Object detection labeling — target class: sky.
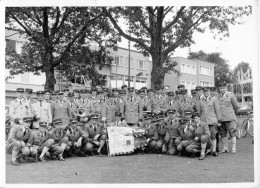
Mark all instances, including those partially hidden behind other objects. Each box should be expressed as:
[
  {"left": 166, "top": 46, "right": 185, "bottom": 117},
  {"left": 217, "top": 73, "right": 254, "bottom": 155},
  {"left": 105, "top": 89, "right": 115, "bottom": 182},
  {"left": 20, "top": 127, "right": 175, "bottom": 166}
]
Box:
[{"left": 118, "top": 7, "right": 258, "bottom": 70}]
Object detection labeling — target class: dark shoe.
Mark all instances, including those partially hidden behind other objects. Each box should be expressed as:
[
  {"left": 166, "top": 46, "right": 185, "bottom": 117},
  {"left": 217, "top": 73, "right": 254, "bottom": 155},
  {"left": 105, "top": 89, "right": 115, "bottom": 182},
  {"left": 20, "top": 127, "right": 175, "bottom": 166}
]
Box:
[
  {"left": 212, "top": 151, "right": 218, "bottom": 157},
  {"left": 39, "top": 157, "right": 46, "bottom": 163},
  {"left": 58, "top": 155, "right": 65, "bottom": 161},
  {"left": 222, "top": 149, "right": 229, "bottom": 153},
  {"left": 11, "top": 159, "right": 20, "bottom": 166},
  {"left": 198, "top": 154, "right": 205, "bottom": 160},
  {"left": 189, "top": 153, "right": 196, "bottom": 158}
]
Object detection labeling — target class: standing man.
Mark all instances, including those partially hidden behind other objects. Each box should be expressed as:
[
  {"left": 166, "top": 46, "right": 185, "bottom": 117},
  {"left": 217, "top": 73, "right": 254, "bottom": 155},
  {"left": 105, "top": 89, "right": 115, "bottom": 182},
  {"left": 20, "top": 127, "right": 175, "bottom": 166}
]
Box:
[
  {"left": 197, "top": 87, "right": 221, "bottom": 156},
  {"left": 121, "top": 87, "right": 143, "bottom": 126},
  {"left": 43, "top": 90, "right": 51, "bottom": 104},
  {"left": 218, "top": 82, "right": 239, "bottom": 154},
  {"left": 9, "top": 88, "right": 32, "bottom": 127},
  {"left": 51, "top": 91, "right": 72, "bottom": 129},
  {"left": 24, "top": 88, "right": 35, "bottom": 104},
  {"left": 101, "top": 93, "right": 117, "bottom": 124},
  {"left": 73, "top": 89, "right": 81, "bottom": 102},
  {"left": 195, "top": 86, "right": 204, "bottom": 100}
]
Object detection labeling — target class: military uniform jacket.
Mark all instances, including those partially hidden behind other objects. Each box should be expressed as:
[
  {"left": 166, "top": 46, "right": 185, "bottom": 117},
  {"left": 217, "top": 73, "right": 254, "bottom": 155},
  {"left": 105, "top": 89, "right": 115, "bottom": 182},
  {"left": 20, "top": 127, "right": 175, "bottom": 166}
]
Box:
[
  {"left": 151, "top": 95, "right": 167, "bottom": 112},
  {"left": 49, "top": 127, "right": 67, "bottom": 143},
  {"left": 165, "top": 117, "right": 181, "bottom": 138},
  {"left": 194, "top": 121, "right": 211, "bottom": 141},
  {"left": 83, "top": 123, "right": 105, "bottom": 139},
  {"left": 113, "top": 97, "right": 122, "bottom": 113},
  {"left": 190, "top": 96, "right": 200, "bottom": 112},
  {"left": 90, "top": 98, "right": 104, "bottom": 116},
  {"left": 144, "top": 96, "right": 152, "bottom": 111},
  {"left": 138, "top": 97, "right": 151, "bottom": 111},
  {"left": 218, "top": 92, "right": 239, "bottom": 122},
  {"left": 27, "top": 128, "right": 51, "bottom": 146},
  {"left": 31, "top": 101, "right": 52, "bottom": 126},
  {"left": 9, "top": 98, "right": 32, "bottom": 125},
  {"left": 51, "top": 100, "right": 72, "bottom": 127},
  {"left": 66, "top": 125, "right": 89, "bottom": 143},
  {"left": 157, "top": 123, "right": 167, "bottom": 139},
  {"left": 68, "top": 100, "right": 77, "bottom": 118},
  {"left": 197, "top": 96, "right": 221, "bottom": 125},
  {"left": 146, "top": 123, "right": 158, "bottom": 141},
  {"left": 179, "top": 120, "right": 195, "bottom": 141},
  {"left": 178, "top": 98, "right": 194, "bottom": 116},
  {"left": 165, "top": 98, "right": 180, "bottom": 113},
  {"left": 121, "top": 96, "right": 143, "bottom": 124},
  {"left": 74, "top": 98, "right": 94, "bottom": 117},
  {"left": 6, "top": 126, "right": 32, "bottom": 144},
  {"left": 101, "top": 101, "right": 116, "bottom": 123}
]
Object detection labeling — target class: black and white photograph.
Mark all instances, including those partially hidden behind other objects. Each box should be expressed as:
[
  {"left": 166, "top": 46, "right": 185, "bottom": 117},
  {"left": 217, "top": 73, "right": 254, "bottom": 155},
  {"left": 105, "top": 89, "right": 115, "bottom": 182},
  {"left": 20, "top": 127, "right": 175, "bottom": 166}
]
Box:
[{"left": 1, "top": 1, "right": 259, "bottom": 187}]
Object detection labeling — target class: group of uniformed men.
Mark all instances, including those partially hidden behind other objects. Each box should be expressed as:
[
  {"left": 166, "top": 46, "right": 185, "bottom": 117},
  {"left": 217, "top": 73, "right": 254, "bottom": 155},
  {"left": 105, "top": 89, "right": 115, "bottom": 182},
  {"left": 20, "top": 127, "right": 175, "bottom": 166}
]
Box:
[{"left": 6, "top": 82, "right": 239, "bottom": 166}]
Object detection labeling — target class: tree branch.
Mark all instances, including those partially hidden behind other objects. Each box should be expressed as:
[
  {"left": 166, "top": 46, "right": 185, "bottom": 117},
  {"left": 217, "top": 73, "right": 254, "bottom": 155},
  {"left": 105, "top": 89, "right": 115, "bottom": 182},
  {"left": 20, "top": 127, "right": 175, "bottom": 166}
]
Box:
[
  {"left": 162, "top": 6, "right": 186, "bottom": 33},
  {"left": 32, "top": 9, "right": 43, "bottom": 26},
  {"left": 163, "top": 6, "right": 174, "bottom": 17},
  {"left": 50, "top": 7, "right": 60, "bottom": 36},
  {"left": 53, "top": 13, "right": 104, "bottom": 67},
  {"left": 133, "top": 7, "right": 152, "bottom": 35},
  {"left": 103, "top": 8, "right": 151, "bottom": 53}
]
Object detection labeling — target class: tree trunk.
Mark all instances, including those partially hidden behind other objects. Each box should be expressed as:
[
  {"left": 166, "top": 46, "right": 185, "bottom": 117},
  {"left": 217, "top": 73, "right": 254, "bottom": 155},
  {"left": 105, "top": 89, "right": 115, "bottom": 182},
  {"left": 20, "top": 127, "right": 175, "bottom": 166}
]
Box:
[
  {"left": 44, "top": 66, "right": 56, "bottom": 90},
  {"left": 150, "top": 54, "right": 165, "bottom": 89},
  {"left": 43, "top": 51, "right": 56, "bottom": 90}
]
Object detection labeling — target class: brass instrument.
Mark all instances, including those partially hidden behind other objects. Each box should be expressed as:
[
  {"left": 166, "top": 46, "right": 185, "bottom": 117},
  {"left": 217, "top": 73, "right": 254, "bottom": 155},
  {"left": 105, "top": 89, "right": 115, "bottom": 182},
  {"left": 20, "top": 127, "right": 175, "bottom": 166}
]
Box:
[{"left": 75, "top": 108, "right": 85, "bottom": 117}]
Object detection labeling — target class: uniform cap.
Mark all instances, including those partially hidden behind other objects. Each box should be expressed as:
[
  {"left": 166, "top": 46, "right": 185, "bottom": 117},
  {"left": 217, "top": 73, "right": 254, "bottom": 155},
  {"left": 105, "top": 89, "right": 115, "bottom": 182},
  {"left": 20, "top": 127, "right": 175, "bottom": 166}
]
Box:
[
  {"left": 203, "top": 87, "right": 210, "bottom": 92},
  {"left": 219, "top": 82, "right": 227, "bottom": 87},
  {"left": 143, "top": 111, "right": 152, "bottom": 115},
  {"left": 147, "top": 89, "right": 154, "bottom": 93},
  {"left": 195, "top": 86, "right": 203, "bottom": 91},
  {"left": 53, "top": 119, "right": 62, "bottom": 125},
  {"left": 80, "top": 89, "right": 88, "bottom": 94},
  {"left": 91, "top": 88, "right": 97, "bottom": 92},
  {"left": 191, "top": 89, "right": 196, "bottom": 94},
  {"left": 192, "top": 112, "right": 200, "bottom": 118},
  {"left": 157, "top": 115, "right": 164, "bottom": 120},
  {"left": 121, "top": 85, "right": 127, "bottom": 89},
  {"left": 39, "top": 122, "right": 48, "bottom": 127},
  {"left": 68, "top": 92, "right": 74, "bottom": 97},
  {"left": 138, "top": 89, "right": 145, "bottom": 94},
  {"left": 97, "top": 90, "right": 104, "bottom": 95},
  {"left": 175, "top": 90, "right": 181, "bottom": 95},
  {"left": 177, "top": 84, "right": 185, "bottom": 89},
  {"left": 167, "top": 91, "right": 175, "bottom": 96},
  {"left": 63, "top": 88, "right": 69, "bottom": 92},
  {"left": 184, "top": 110, "right": 192, "bottom": 116},
  {"left": 107, "top": 93, "right": 114, "bottom": 98},
  {"left": 44, "top": 90, "right": 50, "bottom": 94},
  {"left": 91, "top": 114, "right": 99, "bottom": 119},
  {"left": 73, "top": 89, "right": 80, "bottom": 93},
  {"left": 112, "top": 88, "right": 119, "bottom": 92},
  {"left": 70, "top": 118, "right": 77, "bottom": 124},
  {"left": 128, "top": 87, "right": 135, "bottom": 92},
  {"left": 55, "top": 90, "right": 60, "bottom": 94},
  {"left": 16, "top": 88, "right": 24, "bottom": 92},
  {"left": 115, "top": 112, "right": 122, "bottom": 117},
  {"left": 151, "top": 117, "right": 158, "bottom": 122},
  {"left": 144, "top": 114, "right": 152, "bottom": 119},
  {"left": 155, "top": 85, "right": 161, "bottom": 90},
  {"left": 167, "top": 109, "right": 176, "bottom": 113},
  {"left": 25, "top": 88, "right": 33, "bottom": 93},
  {"left": 36, "top": 90, "right": 45, "bottom": 95},
  {"left": 141, "top": 86, "right": 147, "bottom": 90},
  {"left": 209, "top": 87, "right": 216, "bottom": 91},
  {"left": 102, "top": 88, "right": 109, "bottom": 92},
  {"left": 58, "top": 90, "right": 64, "bottom": 95},
  {"left": 23, "top": 117, "right": 32, "bottom": 122},
  {"left": 119, "top": 90, "right": 127, "bottom": 94},
  {"left": 50, "top": 91, "right": 56, "bottom": 96},
  {"left": 181, "top": 89, "right": 188, "bottom": 95}
]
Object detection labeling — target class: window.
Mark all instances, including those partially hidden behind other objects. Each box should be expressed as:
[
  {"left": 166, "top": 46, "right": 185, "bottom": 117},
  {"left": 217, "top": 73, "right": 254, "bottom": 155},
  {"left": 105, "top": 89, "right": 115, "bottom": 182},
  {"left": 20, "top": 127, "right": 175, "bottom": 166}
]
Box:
[
  {"left": 200, "top": 81, "right": 212, "bottom": 87},
  {"left": 16, "top": 41, "right": 23, "bottom": 54},
  {"left": 136, "top": 77, "right": 147, "bottom": 83},
  {"left": 181, "top": 80, "right": 185, "bottom": 85},
  {"left": 125, "top": 76, "right": 134, "bottom": 82},
  {"left": 200, "top": 66, "right": 213, "bottom": 76},
  {"left": 114, "top": 56, "right": 123, "bottom": 66},
  {"left": 181, "top": 64, "right": 196, "bottom": 75},
  {"left": 138, "top": 60, "right": 145, "bottom": 69},
  {"left": 126, "top": 58, "right": 134, "bottom": 68}
]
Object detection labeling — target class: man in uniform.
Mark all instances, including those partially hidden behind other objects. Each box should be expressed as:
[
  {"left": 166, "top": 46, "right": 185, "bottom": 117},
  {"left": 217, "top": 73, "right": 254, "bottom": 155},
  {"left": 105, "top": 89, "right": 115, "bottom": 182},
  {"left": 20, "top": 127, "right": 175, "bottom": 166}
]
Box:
[
  {"left": 165, "top": 109, "right": 182, "bottom": 155},
  {"left": 64, "top": 119, "right": 89, "bottom": 157},
  {"left": 138, "top": 89, "right": 150, "bottom": 111},
  {"left": 175, "top": 90, "right": 182, "bottom": 101},
  {"left": 195, "top": 86, "right": 204, "bottom": 100},
  {"left": 73, "top": 89, "right": 81, "bottom": 102},
  {"left": 197, "top": 87, "right": 221, "bottom": 156},
  {"left": 178, "top": 89, "right": 194, "bottom": 117},
  {"left": 145, "top": 89, "right": 154, "bottom": 111},
  {"left": 152, "top": 86, "right": 167, "bottom": 116},
  {"left": 145, "top": 116, "right": 159, "bottom": 153},
  {"left": 165, "top": 91, "right": 180, "bottom": 114},
  {"left": 9, "top": 88, "right": 32, "bottom": 127},
  {"left": 63, "top": 88, "right": 70, "bottom": 101},
  {"left": 50, "top": 91, "right": 57, "bottom": 103},
  {"left": 121, "top": 87, "right": 143, "bottom": 126},
  {"left": 218, "top": 82, "right": 239, "bottom": 154},
  {"left": 156, "top": 114, "right": 168, "bottom": 153},
  {"left": 31, "top": 91, "right": 52, "bottom": 128},
  {"left": 43, "top": 90, "right": 51, "bottom": 103},
  {"left": 83, "top": 114, "right": 107, "bottom": 155},
  {"left": 121, "top": 84, "right": 128, "bottom": 92},
  {"left": 185, "top": 112, "right": 211, "bottom": 160},
  {"left": 6, "top": 118, "right": 32, "bottom": 166},
  {"left": 102, "top": 87, "right": 109, "bottom": 101},
  {"left": 101, "top": 93, "right": 117, "bottom": 124},
  {"left": 190, "top": 89, "right": 198, "bottom": 112},
  {"left": 24, "top": 88, "right": 36, "bottom": 104},
  {"left": 177, "top": 84, "right": 185, "bottom": 92},
  {"left": 112, "top": 88, "right": 121, "bottom": 116},
  {"left": 51, "top": 90, "right": 72, "bottom": 129}
]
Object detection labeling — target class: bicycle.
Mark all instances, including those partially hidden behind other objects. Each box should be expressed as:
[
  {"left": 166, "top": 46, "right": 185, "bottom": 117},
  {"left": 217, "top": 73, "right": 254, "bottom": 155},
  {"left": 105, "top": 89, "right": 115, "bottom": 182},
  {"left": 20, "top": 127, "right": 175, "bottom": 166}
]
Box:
[{"left": 240, "top": 110, "right": 254, "bottom": 143}]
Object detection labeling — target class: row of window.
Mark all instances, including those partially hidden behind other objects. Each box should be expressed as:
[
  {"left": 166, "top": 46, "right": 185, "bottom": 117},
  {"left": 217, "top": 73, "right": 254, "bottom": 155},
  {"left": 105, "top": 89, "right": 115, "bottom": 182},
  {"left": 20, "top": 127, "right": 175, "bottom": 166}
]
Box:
[
  {"left": 110, "top": 75, "right": 147, "bottom": 83},
  {"left": 181, "top": 63, "right": 213, "bottom": 76},
  {"left": 181, "top": 80, "right": 213, "bottom": 91},
  {"left": 113, "top": 56, "right": 146, "bottom": 70}
]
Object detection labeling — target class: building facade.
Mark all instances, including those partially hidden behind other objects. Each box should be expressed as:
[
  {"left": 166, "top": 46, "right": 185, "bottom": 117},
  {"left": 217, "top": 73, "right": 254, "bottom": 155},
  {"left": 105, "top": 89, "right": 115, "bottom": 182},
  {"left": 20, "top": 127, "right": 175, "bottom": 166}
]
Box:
[{"left": 164, "top": 57, "right": 215, "bottom": 94}]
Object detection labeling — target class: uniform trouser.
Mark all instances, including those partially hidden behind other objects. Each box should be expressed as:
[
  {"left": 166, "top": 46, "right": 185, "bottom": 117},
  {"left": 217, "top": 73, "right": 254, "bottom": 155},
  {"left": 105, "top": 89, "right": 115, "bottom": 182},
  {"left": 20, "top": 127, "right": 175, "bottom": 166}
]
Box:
[
  {"left": 67, "top": 138, "right": 88, "bottom": 154},
  {"left": 219, "top": 121, "right": 236, "bottom": 138},
  {"left": 29, "top": 139, "right": 54, "bottom": 156},
  {"left": 177, "top": 140, "right": 193, "bottom": 153},
  {"left": 146, "top": 138, "right": 157, "bottom": 151},
  {"left": 209, "top": 124, "right": 218, "bottom": 140},
  {"left": 168, "top": 137, "right": 182, "bottom": 155},
  {"left": 186, "top": 138, "right": 211, "bottom": 154},
  {"left": 84, "top": 135, "right": 106, "bottom": 152},
  {"left": 49, "top": 136, "right": 69, "bottom": 156},
  {"left": 6, "top": 141, "right": 30, "bottom": 157}
]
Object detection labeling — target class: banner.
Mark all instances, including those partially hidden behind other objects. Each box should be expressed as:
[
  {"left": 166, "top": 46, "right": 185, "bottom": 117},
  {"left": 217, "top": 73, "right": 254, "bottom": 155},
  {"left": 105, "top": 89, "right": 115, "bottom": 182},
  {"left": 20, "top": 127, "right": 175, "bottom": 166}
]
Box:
[{"left": 106, "top": 126, "right": 146, "bottom": 156}]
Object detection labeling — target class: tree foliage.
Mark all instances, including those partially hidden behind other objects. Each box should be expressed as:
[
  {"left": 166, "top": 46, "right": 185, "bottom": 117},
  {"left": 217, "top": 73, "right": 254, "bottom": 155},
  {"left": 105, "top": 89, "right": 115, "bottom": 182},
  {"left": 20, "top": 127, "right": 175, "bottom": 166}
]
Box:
[
  {"left": 188, "top": 50, "right": 235, "bottom": 87},
  {"left": 233, "top": 61, "right": 251, "bottom": 79},
  {"left": 5, "top": 7, "right": 119, "bottom": 90},
  {"left": 103, "top": 6, "right": 251, "bottom": 88}
]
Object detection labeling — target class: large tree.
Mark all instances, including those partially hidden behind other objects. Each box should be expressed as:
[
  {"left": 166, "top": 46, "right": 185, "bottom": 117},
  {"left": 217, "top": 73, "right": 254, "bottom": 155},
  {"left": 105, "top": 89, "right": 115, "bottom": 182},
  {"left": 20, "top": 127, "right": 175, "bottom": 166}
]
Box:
[
  {"left": 188, "top": 50, "right": 235, "bottom": 87},
  {"left": 5, "top": 7, "right": 119, "bottom": 90},
  {"left": 103, "top": 6, "right": 251, "bottom": 88},
  {"left": 233, "top": 62, "right": 251, "bottom": 81}
]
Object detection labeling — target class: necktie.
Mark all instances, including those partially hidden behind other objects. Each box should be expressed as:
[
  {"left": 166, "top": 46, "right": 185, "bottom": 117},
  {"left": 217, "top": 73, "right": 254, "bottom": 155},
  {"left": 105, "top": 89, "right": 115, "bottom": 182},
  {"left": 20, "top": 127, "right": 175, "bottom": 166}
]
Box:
[
  {"left": 221, "top": 93, "right": 224, "bottom": 98},
  {"left": 94, "top": 125, "right": 97, "bottom": 132},
  {"left": 40, "top": 101, "right": 42, "bottom": 107},
  {"left": 130, "top": 97, "right": 133, "bottom": 102},
  {"left": 20, "top": 99, "right": 22, "bottom": 105},
  {"left": 70, "top": 102, "right": 72, "bottom": 107}
]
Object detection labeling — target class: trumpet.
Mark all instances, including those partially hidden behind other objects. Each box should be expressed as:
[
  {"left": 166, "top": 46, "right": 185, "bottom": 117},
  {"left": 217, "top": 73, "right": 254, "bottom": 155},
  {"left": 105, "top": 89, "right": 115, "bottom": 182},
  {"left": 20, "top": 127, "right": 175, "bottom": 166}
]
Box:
[{"left": 75, "top": 108, "right": 85, "bottom": 117}]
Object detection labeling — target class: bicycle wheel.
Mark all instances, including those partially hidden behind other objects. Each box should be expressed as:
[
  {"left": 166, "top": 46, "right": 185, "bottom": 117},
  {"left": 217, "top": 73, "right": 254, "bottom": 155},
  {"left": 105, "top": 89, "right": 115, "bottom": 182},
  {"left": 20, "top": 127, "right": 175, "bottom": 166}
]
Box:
[
  {"left": 241, "top": 119, "right": 249, "bottom": 138},
  {"left": 247, "top": 120, "right": 254, "bottom": 137}
]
